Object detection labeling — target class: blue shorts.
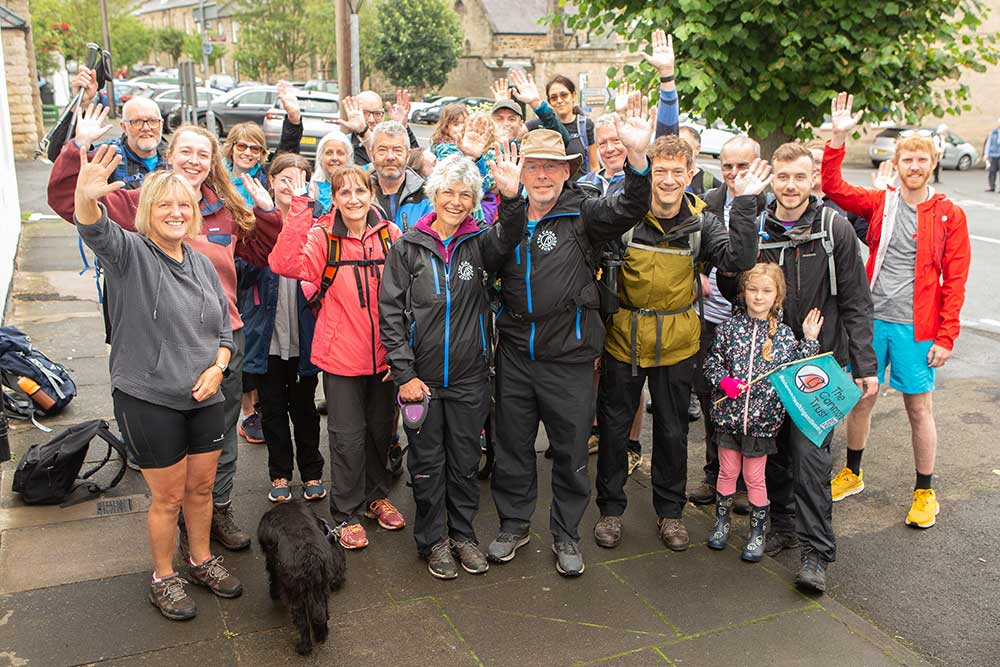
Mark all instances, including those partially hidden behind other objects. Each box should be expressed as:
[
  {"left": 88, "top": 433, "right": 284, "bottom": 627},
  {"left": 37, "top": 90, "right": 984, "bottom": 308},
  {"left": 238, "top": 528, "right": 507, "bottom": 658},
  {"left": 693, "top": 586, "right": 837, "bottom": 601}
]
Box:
[{"left": 872, "top": 320, "right": 935, "bottom": 394}]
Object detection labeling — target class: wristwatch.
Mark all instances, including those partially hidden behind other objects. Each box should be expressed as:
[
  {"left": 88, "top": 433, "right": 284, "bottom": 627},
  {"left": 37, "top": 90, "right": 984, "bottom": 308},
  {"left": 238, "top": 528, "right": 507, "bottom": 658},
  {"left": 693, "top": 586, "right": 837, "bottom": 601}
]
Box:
[{"left": 214, "top": 361, "right": 231, "bottom": 378}]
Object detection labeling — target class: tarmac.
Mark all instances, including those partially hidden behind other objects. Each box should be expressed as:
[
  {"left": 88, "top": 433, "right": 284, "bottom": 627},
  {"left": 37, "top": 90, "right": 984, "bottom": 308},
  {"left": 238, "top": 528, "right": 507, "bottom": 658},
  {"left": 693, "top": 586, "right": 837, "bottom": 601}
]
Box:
[{"left": 0, "top": 159, "right": 936, "bottom": 666}]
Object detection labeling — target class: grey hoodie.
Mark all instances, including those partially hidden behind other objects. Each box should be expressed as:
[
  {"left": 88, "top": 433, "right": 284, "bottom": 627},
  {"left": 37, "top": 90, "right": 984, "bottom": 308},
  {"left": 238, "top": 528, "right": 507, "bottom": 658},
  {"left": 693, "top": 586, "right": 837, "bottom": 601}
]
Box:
[{"left": 77, "top": 205, "right": 234, "bottom": 411}]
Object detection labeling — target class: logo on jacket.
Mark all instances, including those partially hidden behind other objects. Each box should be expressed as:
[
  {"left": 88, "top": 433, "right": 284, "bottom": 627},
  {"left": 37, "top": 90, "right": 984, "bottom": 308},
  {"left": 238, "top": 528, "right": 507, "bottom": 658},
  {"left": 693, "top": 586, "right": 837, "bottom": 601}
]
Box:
[
  {"left": 794, "top": 365, "right": 829, "bottom": 393},
  {"left": 457, "top": 260, "right": 475, "bottom": 281},
  {"left": 537, "top": 230, "right": 558, "bottom": 253}
]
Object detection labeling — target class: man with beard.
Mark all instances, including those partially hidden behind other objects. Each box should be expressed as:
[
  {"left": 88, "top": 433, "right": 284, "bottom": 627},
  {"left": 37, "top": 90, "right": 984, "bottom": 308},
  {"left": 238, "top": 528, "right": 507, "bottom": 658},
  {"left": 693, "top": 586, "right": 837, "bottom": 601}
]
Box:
[
  {"left": 822, "top": 92, "right": 971, "bottom": 530},
  {"left": 369, "top": 121, "right": 433, "bottom": 231}
]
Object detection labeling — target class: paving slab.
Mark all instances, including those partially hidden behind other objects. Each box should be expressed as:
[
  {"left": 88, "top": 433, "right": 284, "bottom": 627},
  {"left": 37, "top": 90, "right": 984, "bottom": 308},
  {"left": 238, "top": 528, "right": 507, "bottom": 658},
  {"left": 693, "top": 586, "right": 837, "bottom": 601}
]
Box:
[{"left": 88, "top": 638, "right": 239, "bottom": 667}]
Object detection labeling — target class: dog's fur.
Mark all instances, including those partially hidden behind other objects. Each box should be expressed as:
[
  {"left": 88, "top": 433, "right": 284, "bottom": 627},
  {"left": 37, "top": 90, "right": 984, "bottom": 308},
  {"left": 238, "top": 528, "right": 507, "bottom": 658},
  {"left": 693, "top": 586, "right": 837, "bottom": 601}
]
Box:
[{"left": 257, "top": 500, "right": 347, "bottom": 655}]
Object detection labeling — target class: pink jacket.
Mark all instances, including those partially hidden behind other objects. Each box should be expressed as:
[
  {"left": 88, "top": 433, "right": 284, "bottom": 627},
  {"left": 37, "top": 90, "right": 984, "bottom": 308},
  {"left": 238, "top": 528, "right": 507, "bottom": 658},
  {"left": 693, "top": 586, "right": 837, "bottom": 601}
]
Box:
[{"left": 269, "top": 195, "right": 401, "bottom": 376}]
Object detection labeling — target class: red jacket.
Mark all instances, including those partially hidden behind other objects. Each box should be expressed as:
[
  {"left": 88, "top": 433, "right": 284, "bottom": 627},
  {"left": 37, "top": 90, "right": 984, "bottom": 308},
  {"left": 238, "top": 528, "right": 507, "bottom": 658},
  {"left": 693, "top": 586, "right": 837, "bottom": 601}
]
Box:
[
  {"left": 821, "top": 143, "right": 971, "bottom": 350},
  {"left": 269, "top": 195, "right": 401, "bottom": 376},
  {"left": 47, "top": 142, "right": 282, "bottom": 330}
]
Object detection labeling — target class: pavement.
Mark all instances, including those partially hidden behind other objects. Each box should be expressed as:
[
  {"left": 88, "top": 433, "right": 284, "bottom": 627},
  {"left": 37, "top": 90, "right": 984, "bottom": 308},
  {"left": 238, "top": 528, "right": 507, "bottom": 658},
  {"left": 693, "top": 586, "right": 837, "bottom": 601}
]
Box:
[{"left": 2, "top": 156, "right": 994, "bottom": 666}]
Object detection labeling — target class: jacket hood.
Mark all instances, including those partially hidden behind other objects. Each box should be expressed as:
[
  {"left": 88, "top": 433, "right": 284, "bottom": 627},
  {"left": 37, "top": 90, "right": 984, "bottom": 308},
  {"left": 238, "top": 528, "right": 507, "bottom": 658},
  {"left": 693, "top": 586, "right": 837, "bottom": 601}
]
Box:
[
  {"left": 374, "top": 167, "right": 426, "bottom": 203},
  {"left": 411, "top": 212, "right": 481, "bottom": 262}
]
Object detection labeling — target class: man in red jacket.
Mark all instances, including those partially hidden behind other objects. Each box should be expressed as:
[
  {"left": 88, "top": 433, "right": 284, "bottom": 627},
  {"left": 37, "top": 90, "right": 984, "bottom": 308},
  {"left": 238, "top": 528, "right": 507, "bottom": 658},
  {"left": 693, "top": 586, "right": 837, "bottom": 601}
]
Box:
[{"left": 821, "top": 92, "right": 971, "bottom": 529}]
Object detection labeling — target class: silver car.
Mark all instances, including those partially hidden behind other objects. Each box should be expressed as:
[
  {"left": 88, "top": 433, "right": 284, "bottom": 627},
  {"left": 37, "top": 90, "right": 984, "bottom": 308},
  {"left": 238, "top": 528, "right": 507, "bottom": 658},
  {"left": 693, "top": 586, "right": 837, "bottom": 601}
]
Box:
[
  {"left": 869, "top": 127, "right": 980, "bottom": 170},
  {"left": 262, "top": 91, "right": 341, "bottom": 159}
]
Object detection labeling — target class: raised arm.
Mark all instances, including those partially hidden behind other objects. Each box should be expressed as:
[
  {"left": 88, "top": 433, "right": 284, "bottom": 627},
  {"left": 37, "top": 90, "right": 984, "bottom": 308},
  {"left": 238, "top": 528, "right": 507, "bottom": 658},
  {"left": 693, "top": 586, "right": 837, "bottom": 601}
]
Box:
[
  {"left": 235, "top": 176, "right": 283, "bottom": 267},
  {"left": 275, "top": 80, "right": 304, "bottom": 155},
  {"left": 510, "top": 70, "right": 571, "bottom": 145},
  {"left": 480, "top": 141, "right": 527, "bottom": 271},
  {"left": 822, "top": 92, "right": 879, "bottom": 221},
  {"left": 640, "top": 29, "right": 679, "bottom": 138}
]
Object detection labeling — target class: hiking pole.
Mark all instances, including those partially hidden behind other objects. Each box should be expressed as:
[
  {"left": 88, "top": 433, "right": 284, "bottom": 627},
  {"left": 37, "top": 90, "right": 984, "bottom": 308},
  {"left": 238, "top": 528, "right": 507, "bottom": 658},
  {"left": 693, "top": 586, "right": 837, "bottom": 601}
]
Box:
[{"left": 34, "top": 43, "right": 102, "bottom": 161}]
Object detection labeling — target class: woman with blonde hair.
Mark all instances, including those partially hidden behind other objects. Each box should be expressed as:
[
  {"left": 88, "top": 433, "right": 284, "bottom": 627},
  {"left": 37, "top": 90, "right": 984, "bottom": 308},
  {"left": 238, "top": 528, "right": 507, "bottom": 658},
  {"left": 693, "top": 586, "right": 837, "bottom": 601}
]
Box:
[{"left": 74, "top": 146, "right": 238, "bottom": 620}]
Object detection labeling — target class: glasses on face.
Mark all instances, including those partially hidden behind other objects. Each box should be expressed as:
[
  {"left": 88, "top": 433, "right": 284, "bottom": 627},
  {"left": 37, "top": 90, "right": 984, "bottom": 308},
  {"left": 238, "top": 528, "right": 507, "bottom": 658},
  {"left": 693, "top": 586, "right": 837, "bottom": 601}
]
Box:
[
  {"left": 720, "top": 161, "right": 751, "bottom": 172},
  {"left": 235, "top": 142, "right": 263, "bottom": 156},
  {"left": 548, "top": 91, "right": 572, "bottom": 102},
  {"left": 523, "top": 161, "right": 565, "bottom": 174},
  {"left": 125, "top": 118, "right": 162, "bottom": 130},
  {"left": 363, "top": 109, "right": 385, "bottom": 120}
]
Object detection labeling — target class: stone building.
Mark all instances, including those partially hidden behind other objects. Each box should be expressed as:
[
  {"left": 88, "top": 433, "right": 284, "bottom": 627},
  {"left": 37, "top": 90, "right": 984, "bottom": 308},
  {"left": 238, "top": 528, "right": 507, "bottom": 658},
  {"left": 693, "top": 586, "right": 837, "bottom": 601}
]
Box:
[
  {"left": 133, "top": 0, "right": 241, "bottom": 78},
  {"left": 1, "top": 0, "right": 43, "bottom": 158}
]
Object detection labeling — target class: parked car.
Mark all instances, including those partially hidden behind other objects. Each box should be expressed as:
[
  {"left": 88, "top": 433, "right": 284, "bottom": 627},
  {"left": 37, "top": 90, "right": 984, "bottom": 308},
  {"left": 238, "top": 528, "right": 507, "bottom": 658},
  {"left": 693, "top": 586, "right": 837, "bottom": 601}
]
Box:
[
  {"left": 262, "top": 91, "right": 341, "bottom": 159},
  {"left": 869, "top": 127, "right": 980, "bottom": 170},
  {"left": 167, "top": 85, "right": 278, "bottom": 137},
  {"left": 150, "top": 86, "right": 224, "bottom": 123},
  {"left": 113, "top": 81, "right": 156, "bottom": 109},
  {"left": 410, "top": 96, "right": 495, "bottom": 124},
  {"left": 679, "top": 115, "right": 740, "bottom": 157},
  {"left": 301, "top": 80, "right": 338, "bottom": 94}
]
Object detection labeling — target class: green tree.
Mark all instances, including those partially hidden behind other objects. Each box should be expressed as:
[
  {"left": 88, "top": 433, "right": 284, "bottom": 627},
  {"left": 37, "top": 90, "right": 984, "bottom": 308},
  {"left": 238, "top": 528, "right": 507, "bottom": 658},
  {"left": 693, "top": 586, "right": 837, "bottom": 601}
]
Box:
[
  {"left": 32, "top": 0, "right": 152, "bottom": 73},
  {"left": 182, "top": 33, "right": 226, "bottom": 67},
  {"left": 369, "top": 0, "right": 462, "bottom": 91},
  {"left": 559, "top": 0, "right": 999, "bottom": 154},
  {"left": 234, "top": 0, "right": 313, "bottom": 79},
  {"left": 155, "top": 28, "right": 187, "bottom": 65}
]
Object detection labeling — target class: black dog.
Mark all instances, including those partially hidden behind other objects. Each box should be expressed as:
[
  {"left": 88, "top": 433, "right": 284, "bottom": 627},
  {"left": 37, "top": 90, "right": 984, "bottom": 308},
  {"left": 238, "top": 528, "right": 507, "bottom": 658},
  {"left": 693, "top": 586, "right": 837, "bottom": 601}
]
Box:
[{"left": 258, "top": 500, "right": 347, "bottom": 655}]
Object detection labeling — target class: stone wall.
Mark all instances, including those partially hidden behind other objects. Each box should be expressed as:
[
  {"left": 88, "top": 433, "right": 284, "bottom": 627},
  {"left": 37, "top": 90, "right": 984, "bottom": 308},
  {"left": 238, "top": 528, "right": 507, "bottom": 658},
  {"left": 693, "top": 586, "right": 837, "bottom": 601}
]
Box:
[{"left": 2, "top": 0, "right": 44, "bottom": 158}]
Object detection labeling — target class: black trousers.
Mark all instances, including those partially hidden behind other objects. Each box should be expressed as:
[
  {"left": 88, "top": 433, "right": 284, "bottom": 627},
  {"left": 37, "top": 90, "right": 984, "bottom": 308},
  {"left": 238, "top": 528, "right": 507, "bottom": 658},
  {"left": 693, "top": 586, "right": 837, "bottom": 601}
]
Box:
[
  {"left": 259, "top": 356, "right": 322, "bottom": 482},
  {"left": 597, "top": 353, "right": 695, "bottom": 519},
  {"left": 406, "top": 381, "right": 490, "bottom": 557},
  {"left": 766, "top": 419, "right": 836, "bottom": 563},
  {"left": 491, "top": 341, "right": 593, "bottom": 543},
  {"left": 989, "top": 157, "right": 1000, "bottom": 191},
  {"left": 323, "top": 372, "right": 395, "bottom": 524}
]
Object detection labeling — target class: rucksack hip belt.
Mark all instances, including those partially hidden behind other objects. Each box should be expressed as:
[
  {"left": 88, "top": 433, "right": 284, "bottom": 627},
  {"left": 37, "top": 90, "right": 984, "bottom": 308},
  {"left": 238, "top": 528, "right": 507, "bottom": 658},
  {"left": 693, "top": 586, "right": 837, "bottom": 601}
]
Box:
[{"left": 620, "top": 301, "right": 693, "bottom": 376}]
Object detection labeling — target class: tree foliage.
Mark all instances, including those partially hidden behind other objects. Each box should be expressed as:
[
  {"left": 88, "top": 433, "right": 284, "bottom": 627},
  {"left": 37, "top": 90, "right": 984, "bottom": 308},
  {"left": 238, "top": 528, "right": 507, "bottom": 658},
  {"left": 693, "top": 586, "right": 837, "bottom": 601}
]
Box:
[
  {"left": 559, "top": 0, "right": 1000, "bottom": 146},
  {"left": 234, "top": 0, "right": 315, "bottom": 79},
  {"left": 32, "top": 0, "right": 151, "bottom": 74},
  {"left": 181, "top": 33, "right": 226, "bottom": 67},
  {"left": 369, "top": 0, "right": 463, "bottom": 91},
  {"left": 154, "top": 28, "right": 187, "bottom": 65}
]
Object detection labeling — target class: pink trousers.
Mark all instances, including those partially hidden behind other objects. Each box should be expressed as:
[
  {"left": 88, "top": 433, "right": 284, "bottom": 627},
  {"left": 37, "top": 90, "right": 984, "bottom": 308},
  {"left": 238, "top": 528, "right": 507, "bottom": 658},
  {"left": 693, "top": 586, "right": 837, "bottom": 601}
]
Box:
[{"left": 718, "top": 448, "right": 768, "bottom": 507}]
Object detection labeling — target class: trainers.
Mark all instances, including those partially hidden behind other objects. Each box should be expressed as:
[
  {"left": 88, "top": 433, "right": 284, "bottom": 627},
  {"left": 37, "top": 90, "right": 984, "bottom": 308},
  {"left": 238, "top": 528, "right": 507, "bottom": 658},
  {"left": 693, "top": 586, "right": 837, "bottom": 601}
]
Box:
[
  {"left": 366, "top": 498, "right": 406, "bottom": 530},
  {"left": 188, "top": 555, "right": 243, "bottom": 598},
  {"left": 831, "top": 467, "right": 865, "bottom": 502},
  {"left": 905, "top": 488, "right": 940, "bottom": 528},
  {"left": 427, "top": 540, "right": 459, "bottom": 579},
  {"left": 302, "top": 480, "right": 327, "bottom": 501},
  {"left": 587, "top": 433, "right": 600, "bottom": 455},
  {"left": 552, "top": 541, "right": 585, "bottom": 576},
  {"left": 764, "top": 529, "right": 800, "bottom": 557},
  {"left": 594, "top": 515, "right": 623, "bottom": 548},
  {"left": 238, "top": 412, "right": 265, "bottom": 444},
  {"left": 795, "top": 551, "right": 828, "bottom": 593},
  {"left": 687, "top": 481, "right": 716, "bottom": 505},
  {"left": 657, "top": 517, "right": 689, "bottom": 551},
  {"left": 451, "top": 539, "right": 489, "bottom": 574},
  {"left": 627, "top": 450, "right": 642, "bottom": 476},
  {"left": 211, "top": 503, "right": 251, "bottom": 550},
  {"left": 149, "top": 574, "right": 197, "bottom": 621},
  {"left": 486, "top": 529, "right": 530, "bottom": 563},
  {"left": 337, "top": 522, "right": 368, "bottom": 550},
  {"left": 268, "top": 478, "right": 291, "bottom": 503}
]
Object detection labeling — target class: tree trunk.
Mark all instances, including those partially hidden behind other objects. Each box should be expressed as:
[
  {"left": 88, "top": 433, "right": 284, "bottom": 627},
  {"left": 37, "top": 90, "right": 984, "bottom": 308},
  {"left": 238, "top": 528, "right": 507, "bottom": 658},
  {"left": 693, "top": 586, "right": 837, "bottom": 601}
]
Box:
[{"left": 754, "top": 128, "right": 796, "bottom": 162}]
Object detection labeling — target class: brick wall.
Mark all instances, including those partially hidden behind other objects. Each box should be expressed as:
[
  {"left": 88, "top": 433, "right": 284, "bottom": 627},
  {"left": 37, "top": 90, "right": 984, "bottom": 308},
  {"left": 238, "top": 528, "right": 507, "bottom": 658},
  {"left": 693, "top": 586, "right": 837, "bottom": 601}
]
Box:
[{"left": 2, "top": 0, "right": 44, "bottom": 158}]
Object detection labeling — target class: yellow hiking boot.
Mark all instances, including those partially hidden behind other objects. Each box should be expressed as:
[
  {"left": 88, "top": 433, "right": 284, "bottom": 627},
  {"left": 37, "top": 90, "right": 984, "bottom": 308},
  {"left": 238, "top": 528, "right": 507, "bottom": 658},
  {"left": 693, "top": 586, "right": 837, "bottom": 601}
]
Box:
[
  {"left": 905, "top": 489, "right": 940, "bottom": 529},
  {"left": 830, "top": 467, "right": 864, "bottom": 502}
]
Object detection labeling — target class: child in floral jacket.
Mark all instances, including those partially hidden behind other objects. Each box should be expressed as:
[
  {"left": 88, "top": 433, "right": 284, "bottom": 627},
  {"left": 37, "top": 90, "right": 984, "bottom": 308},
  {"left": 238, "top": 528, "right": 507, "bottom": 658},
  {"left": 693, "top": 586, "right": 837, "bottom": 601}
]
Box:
[{"left": 703, "top": 263, "right": 823, "bottom": 561}]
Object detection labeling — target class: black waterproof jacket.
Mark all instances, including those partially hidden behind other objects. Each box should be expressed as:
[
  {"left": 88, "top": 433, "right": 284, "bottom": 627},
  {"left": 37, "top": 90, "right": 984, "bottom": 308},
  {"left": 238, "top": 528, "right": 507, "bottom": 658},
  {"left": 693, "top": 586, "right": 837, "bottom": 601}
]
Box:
[
  {"left": 495, "top": 161, "right": 651, "bottom": 363},
  {"left": 380, "top": 201, "right": 525, "bottom": 389}
]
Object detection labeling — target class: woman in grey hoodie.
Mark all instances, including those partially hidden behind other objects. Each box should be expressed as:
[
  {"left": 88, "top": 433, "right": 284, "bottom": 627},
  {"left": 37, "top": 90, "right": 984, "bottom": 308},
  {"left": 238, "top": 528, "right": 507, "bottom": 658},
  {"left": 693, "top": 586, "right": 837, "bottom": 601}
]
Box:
[{"left": 74, "top": 145, "right": 240, "bottom": 622}]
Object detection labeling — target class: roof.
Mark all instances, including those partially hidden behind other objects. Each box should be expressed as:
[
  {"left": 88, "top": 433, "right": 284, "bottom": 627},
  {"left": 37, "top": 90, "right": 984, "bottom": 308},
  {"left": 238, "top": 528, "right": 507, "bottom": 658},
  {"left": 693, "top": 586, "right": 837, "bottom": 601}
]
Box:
[
  {"left": 478, "top": 0, "right": 573, "bottom": 34},
  {"left": 0, "top": 6, "right": 28, "bottom": 30},
  {"left": 133, "top": 0, "right": 201, "bottom": 15}
]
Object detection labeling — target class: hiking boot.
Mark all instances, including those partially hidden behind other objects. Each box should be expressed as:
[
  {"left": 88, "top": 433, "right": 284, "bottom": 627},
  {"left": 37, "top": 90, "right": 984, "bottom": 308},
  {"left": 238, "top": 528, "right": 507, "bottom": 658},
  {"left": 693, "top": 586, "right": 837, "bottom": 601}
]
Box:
[
  {"left": 366, "top": 498, "right": 405, "bottom": 530},
  {"left": 451, "top": 539, "right": 489, "bottom": 575},
  {"left": 688, "top": 481, "right": 716, "bottom": 505},
  {"left": 427, "top": 540, "right": 459, "bottom": 580},
  {"left": 302, "top": 480, "right": 327, "bottom": 501},
  {"left": 149, "top": 574, "right": 197, "bottom": 621},
  {"left": 687, "top": 394, "right": 702, "bottom": 422},
  {"left": 238, "top": 412, "right": 264, "bottom": 444},
  {"left": 831, "top": 467, "right": 865, "bottom": 502},
  {"left": 211, "top": 503, "right": 251, "bottom": 551},
  {"left": 552, "top": 541, "right": 585, "bottom": 576},
  {"left": 707, "top": 494, "right": 734, "bottom": 550},
  {"left": 741, "top": 504, "right": 769, "bottom": 562},
  {"left": 733, "top": 491, "right": 751, "bottom": 515},
  {"left": 905, "top": 488, "right": 940, "bottom": 529},
  {"left": 657, "top": 517, "right": 689, "bottom": 551},
  {"left": 486, "top": 529, "right": 530, "bottom": 563},
  {"left": 188, "top": 555, "right": 243, "bottom": 598},
  {"left": 795, "top": 551, "right": 828, "bottom": 593},
  {"left": 337, "top": 522, "right": 368, "bottom": 550},
  {"left": 627, "top": 450, "right": 642, "bottom": 476},
  {"left": 594, "top": 515, "right": 623, "bottom": 548},
  {"left": 764, "top": 529, "right": 799, "bottom": 557},
  {"left": 268, "top": 478, "right": 291, "bottom": 503}
]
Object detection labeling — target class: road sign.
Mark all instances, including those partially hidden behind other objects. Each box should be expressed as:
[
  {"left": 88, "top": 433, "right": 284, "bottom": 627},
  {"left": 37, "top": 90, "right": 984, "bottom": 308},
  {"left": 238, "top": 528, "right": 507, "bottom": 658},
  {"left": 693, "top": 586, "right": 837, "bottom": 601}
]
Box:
[
  {"left": 582, "top": 87, "right": 609, "bottom": 110},
  {"left": 202, "top": 42, "right": 213, "bottom": 56},
  {"left": 207, "top": 34, "right": 227, "bottom": 43}
]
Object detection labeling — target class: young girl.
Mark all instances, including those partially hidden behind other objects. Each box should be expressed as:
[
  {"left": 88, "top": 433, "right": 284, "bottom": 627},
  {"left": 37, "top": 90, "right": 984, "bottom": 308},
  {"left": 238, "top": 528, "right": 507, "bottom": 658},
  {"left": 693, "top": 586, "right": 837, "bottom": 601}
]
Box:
[{"left": 703, "top": 263, "right": 823, "bottom": 562}]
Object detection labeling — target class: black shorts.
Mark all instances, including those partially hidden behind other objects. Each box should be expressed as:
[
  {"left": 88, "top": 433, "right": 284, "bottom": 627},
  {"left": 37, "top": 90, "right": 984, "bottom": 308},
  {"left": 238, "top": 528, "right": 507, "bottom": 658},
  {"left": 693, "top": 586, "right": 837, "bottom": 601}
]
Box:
[
  {"left": 242, "top": 371, "right": 261, "bottom": 393},
  {"left": 112, "top": 389, "right": 226, "bottom": 469}
]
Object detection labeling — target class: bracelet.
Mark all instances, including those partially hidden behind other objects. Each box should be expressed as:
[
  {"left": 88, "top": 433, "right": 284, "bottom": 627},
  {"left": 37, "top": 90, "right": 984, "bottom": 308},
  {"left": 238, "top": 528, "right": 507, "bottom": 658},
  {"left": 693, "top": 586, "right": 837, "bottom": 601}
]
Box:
[{"left": 659, "top": 75, "right": 675, "bottom": 83}]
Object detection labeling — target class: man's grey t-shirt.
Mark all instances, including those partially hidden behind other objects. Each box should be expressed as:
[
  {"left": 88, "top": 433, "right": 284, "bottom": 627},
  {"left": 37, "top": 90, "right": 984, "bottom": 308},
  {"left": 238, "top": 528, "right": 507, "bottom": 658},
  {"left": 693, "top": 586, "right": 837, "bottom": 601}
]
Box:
[
  {"left": 700, "top": 192, "right": 735, "bottom": 325},
  {"left": 871, "top": 200, "right": 917, "bottom": 323},
  {"left": 269, "top": 275, "right": 300, "bottom": 360}
]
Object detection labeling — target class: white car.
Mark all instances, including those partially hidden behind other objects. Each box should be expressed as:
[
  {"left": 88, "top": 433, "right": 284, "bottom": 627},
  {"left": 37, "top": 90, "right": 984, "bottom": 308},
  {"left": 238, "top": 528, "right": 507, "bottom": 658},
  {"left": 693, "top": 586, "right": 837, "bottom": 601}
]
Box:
[{"left": 679, "top": 117, "right": 738, "bottom": 157}]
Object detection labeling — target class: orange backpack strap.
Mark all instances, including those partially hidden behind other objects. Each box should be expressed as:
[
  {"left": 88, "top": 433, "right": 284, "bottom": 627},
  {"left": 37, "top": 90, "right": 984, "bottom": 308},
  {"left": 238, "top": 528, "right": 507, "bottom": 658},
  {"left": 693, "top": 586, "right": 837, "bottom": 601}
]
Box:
[{"left": 313, "top": 231, "right": 342, "bottom": 306}]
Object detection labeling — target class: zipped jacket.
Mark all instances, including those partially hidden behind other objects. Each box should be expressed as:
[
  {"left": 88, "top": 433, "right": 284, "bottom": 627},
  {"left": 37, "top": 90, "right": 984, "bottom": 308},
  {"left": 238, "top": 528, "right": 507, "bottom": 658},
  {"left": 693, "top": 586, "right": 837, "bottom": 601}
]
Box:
[
  {"left": 496, "top": 161, "right": 651, "bottom": 363},
  {"left": 379, "top": 204, "right": 524, "bottom": 389},
  {"left": 373, "top": 168, "right": 433, "bottom": 233},
  {"left": 821, "top": 142, "right": 971, "bottom": 350},
  {"left": 268, "top": 196, "right": 401, "bottom": 376}
]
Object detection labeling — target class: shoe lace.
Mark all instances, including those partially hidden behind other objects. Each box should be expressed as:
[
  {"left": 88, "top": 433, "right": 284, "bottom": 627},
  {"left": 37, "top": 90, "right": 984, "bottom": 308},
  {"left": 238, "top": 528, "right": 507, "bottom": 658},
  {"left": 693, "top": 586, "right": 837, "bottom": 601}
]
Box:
[
  {"left": 496, "top": 531, "right": 525, "bottom": 543},
  {"left": 913, "top": 488, "right": 933, "bottom": 509},
  {"left": 304, "top": 480, "right": 322, "bottom": 487},
  {"left": 833, "top": 468, "right": 854, "bottom": 484},
  {"left": 201, "top": 556, "right": 231, "bottom": 582},
  {"left": 272, "top": 478, "right": 289, "bottom": 489},
  {"left": 554, "top": 541, "right": 580, "bottom": 556},
  {"left": 159, "top": 576, "right": 190, "bottom": 602},
  {"left": 372, "top": 498, "right": 398, "bottom": 515},
  {"left": 430, "top": 541, "right": 452, "bottom": 559},
  {"left": 341, "top": 523, "right": 364, "bottom": 540}
]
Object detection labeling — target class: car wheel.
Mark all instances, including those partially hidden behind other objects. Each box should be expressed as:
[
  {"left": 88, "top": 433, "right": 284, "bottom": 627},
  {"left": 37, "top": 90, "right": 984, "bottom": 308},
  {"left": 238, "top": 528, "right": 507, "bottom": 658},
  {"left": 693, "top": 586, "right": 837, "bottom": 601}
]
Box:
[
  {"left": 957, "top": 154, "right": 972, "bottom": 171},
  {"left": 872, "top": 160, "right": 882, "bottom": 169}
]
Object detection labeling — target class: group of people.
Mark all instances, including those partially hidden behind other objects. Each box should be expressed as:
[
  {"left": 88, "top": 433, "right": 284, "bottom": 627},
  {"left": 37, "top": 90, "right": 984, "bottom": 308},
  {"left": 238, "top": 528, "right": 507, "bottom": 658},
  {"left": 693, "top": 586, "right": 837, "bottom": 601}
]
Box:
[{"left": 48, "top": 30, "right": 970, "bottom": 622}]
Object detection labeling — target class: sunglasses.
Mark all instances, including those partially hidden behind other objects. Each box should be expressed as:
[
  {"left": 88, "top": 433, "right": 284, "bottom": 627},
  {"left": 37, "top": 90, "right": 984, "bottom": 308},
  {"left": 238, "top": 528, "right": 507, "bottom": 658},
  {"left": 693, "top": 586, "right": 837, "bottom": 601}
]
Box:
[
  {"left": 125, "top": 118, "right": 162, "bottom": 129},
  {"left": 548, "top": 91, "right": 572, "bottom": 102},
  {"left": 235, "top": 142, "right": 263, "bottom": 156}
]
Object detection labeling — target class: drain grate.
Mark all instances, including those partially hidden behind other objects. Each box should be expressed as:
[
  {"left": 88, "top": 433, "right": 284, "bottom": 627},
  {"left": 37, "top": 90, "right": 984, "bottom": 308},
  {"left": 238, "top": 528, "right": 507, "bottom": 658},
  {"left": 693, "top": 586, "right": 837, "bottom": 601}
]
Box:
[{"left": 96, "top": 498, "right": 134, "bottom": 516}]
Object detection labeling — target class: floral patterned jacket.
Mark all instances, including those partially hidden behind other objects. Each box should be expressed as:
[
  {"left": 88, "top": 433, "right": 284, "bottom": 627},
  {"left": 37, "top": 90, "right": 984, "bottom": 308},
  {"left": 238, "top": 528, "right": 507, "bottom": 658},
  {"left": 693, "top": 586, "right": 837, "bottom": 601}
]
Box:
[{"left": 704, "top": 309, "right": 821, "bottom": 438}]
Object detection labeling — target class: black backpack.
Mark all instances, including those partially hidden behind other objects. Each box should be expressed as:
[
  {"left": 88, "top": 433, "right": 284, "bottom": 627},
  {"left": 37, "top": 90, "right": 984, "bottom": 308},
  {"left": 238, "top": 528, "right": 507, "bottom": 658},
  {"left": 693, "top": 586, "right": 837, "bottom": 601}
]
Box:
[
  {"left": 0, "top": 326, "right": 77, "bottom": 425},
  {"left": 12, "top": 419, "right": 128, "bottom": 505}
]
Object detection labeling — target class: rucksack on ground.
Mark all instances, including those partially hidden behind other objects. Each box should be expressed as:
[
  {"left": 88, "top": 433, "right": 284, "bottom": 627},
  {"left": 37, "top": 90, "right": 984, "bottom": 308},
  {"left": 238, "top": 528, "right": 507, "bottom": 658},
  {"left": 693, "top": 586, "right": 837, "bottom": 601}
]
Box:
[
  {"left": 0, "top": 325, "right": 77, "bottom": 427},
  {"left": 12, "top": 419, "right": 128, "bottom": 505}
]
